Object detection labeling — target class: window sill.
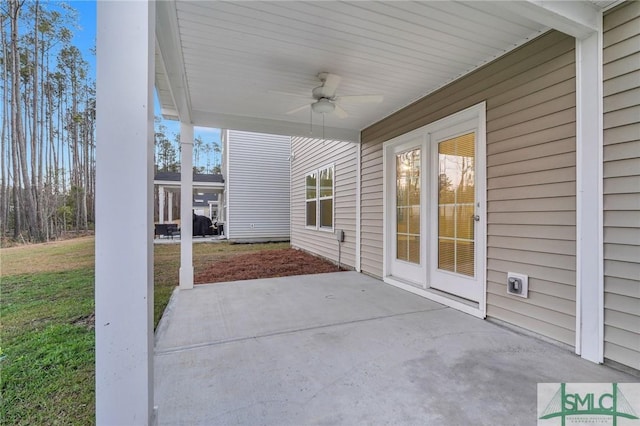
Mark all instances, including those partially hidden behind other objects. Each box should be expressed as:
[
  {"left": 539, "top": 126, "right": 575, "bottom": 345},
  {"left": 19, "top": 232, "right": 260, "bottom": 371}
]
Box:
[{"left": 304, "top": 226, "right": 335, "bottom": 233}]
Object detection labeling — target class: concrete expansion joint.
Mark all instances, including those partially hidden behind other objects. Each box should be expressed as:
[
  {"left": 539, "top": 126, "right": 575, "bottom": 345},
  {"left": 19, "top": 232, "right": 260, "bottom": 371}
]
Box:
[{"left": 154, "top": 307, "right": 448, "bottom": 356}]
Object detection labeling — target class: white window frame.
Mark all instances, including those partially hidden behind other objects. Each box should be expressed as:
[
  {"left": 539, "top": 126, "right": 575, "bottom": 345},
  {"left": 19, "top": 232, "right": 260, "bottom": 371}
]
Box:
[
  {"left": 305, "top": 171, "right": 318, "bottom": 229},
  {"left": 305, "top": 164, "right": 335, "bottom": 232}
]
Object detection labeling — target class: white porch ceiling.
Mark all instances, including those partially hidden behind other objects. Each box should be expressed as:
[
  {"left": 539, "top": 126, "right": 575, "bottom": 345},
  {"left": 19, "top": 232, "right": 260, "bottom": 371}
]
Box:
[{"left": 155, "top": 1, "right": 606, "bottom": 141}]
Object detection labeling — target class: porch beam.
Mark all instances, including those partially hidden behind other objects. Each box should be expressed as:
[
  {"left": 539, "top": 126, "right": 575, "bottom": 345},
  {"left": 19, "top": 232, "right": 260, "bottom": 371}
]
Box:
[
  {"left": 168, "top": 191, "right": 174, "bottom": 222},
  {"left": 575, "top": 16, "right": 604, "bottom": 363},
  {"left": 500, "top": 0, "right": 600, "bottom": 39},
  {"left": 180, "top": 122, "right": 194, "bottom": 290},
  {"left": 191, "top": 110, "right": 360, "bottom": 143},
  {"left": 156, "top": 1, "right": 192, "bottom": 123},
  {"left": 95, "top": 1, "right": 155, "bottom": 424}
]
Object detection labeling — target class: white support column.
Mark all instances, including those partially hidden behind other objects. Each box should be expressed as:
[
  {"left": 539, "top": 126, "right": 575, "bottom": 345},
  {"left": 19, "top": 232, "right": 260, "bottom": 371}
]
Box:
[
  {"left": 159, "top": 185, "right": 165, "bottom": 224},
  {"left": 95, "top": 1, "right": 155, "bottom": 424},
  {"left": 180, "top": 123, "right": 194, "bottom": 289},
  {"left": 575, "top": 17, "right": 604, "bottom": 363},
  {"left": 168, "top": 191, "right": 174, "bottom": 222},
  {"left": 355, "top": 137, "right": 362, "bottom": 273}
]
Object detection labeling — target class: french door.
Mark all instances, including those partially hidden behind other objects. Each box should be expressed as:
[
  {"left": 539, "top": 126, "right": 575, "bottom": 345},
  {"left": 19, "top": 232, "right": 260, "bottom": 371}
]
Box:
[
  {"left": 384, "top": 105, "right": 485, "bottom": 304},
  {"left": 389, "top": 139, "right": 425, "bottom": 286},
  {"left": 429, "top": 121, "right": 484, "bottom": 302}
]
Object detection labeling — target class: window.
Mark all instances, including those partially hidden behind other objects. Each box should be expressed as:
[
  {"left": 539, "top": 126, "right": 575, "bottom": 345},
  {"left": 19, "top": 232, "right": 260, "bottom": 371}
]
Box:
[
  {"left": 305, "top": 165, "right": 334, "bottom": 230},
  {"left": 305, "top": 172, "right": 317, "bottom": 227}
]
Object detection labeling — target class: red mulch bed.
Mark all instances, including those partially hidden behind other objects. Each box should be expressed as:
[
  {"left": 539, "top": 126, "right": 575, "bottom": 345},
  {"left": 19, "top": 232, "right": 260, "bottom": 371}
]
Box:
[{"left": 194, "top": 248, "right": 345, "bottom": 284}]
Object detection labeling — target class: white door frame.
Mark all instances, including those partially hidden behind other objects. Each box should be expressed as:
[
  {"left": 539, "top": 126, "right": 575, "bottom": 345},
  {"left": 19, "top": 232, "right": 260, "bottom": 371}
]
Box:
[{"left": 383, "top": 102, "right": 487, "bottom": 319}]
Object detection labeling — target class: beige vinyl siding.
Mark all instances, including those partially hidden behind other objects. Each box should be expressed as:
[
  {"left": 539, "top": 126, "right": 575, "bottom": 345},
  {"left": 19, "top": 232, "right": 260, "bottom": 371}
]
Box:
[
  {"left": 226, "top": 130, "right": 291, "bottom": 240},
  {"left": 360, "top": 142, "right": 384, "bottom": 276},
  {"left": 603, "top": 2, "right": 640, "bottom": 369},
  {"left": 290, "top": 137, "right": 357, "bottom": 268},
  {"left": 361, "top": 31, "right": 577, "bottom": 346}
]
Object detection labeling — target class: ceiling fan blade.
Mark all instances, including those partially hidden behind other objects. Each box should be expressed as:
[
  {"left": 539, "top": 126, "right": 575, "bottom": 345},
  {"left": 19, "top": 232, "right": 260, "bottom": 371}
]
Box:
[
  {"left": 322, "top": 73, "right": 341, "bottom": 97},
  {"left": 333, "top": 103, "right": 349, "bottom": 119},
  {"left": 285, "top": 104, "right": 310, "bottom": 115},
  {"left": 267, "top": 90, "right": 312, "bottom": 99},
  {"left": 335, "top": 94, "right": 384, "bottom": 104}
]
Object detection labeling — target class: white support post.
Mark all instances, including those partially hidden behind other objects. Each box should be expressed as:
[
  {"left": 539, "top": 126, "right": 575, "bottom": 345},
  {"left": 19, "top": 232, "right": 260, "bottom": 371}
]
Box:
[
  {"left": 168, "top": 191, "right": 174, "bottom": 222},
  {"left": 159, "top": 185, "right": 165, "bottom": 224},
  {"left": 95, "top": 1, "right": 155, "bottom": 424},
  {"left": 180, "top": 123, "right": 194, "bottom": 289},
  {"left": 355, "top": 137, "right": 362, "bottom": 273},
  {"left": 575, "top": 18, "right": 604, "bottom": 364}
]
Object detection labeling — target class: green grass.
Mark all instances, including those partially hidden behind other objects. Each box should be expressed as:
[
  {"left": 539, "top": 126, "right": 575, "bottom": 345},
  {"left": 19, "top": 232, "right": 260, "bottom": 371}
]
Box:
[
  {"left": 0, "top": 237, "right": 289, "bottom": 424},
  {"left": 1, "top": 269, "right": 96, "bottom": 425}
]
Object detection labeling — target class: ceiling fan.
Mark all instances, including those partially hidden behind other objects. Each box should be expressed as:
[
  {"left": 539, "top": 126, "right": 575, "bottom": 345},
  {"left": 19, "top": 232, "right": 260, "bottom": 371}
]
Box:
[{"left": 279, "top": 72, "right": 383, "bottom": 118}]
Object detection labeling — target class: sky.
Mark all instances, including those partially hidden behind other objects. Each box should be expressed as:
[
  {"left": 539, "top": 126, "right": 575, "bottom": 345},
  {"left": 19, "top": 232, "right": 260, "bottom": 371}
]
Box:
[{"left": 70, "top": 0, "right": 222, "bottom": 166}]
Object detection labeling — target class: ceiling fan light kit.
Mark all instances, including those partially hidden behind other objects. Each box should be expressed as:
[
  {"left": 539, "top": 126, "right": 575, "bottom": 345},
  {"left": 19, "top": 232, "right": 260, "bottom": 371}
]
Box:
[{"left": 311, "top": 98, "right": 335, "bottom": 114}]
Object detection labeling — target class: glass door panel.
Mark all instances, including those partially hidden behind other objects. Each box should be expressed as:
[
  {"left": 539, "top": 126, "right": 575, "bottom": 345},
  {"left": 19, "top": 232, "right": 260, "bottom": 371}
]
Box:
[
  {"left": 387, "top": 140, "right": 424, "bottom": 287},
  {"left": 396, "top": 148, "right": 421, "bottom": 264},
  {"left": 437, "top": 132, "right": 475, "bottom": 277}
]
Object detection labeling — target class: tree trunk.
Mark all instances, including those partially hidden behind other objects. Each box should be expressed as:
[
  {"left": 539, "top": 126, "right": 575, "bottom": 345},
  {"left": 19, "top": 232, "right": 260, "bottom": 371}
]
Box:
[
  {"left": 0, "top": 13, "right": 8, "bottom": 237},
  {"left": 10, "top": 0, "right": 39, "bottom": 241},
  {"left": 32, "top": 0, "right": 44, "bottom": 238}
]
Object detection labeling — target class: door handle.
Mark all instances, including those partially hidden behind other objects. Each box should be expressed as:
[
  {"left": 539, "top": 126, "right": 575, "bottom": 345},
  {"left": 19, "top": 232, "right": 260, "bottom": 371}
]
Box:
[{"left": 472, "top": 215, "right": 480, "bottom": 222}]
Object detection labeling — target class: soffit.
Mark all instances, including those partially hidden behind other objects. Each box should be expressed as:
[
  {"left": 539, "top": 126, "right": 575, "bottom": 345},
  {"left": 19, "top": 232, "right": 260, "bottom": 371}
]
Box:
[{"left": 154, "top": 1, "right": 601, "bottom": 140}]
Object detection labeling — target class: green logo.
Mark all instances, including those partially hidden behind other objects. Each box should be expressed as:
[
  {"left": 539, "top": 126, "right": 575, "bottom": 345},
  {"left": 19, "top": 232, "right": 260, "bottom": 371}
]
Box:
[{"left": 539, "top": 383, "right": 639, "bottom": 426}]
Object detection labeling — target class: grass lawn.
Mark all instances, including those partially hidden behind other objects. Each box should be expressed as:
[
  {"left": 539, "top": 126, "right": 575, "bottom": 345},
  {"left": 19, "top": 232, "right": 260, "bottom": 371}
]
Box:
[{"left": 0, "top": 237, "right": 289, "bottom": 425}]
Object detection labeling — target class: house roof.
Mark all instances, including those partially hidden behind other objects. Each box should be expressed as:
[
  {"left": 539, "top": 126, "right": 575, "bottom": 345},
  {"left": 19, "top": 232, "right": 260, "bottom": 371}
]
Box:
[
  {"left": 155, "top": 171, "right": 224, "bottom": 183},
  {"left": 155, "top": 0, "right": 609, "bottom": 142}
]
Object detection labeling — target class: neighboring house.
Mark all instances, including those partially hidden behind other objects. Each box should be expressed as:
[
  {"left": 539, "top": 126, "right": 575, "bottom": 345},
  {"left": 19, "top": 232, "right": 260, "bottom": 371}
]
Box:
[
  {"left": 290, "top": 3, "right": 639, "bottom": 370},
  {"left": 192, "top": 193, "right": 219, "bottom": 220},
  {"left": 221, "top": 130, "right": 291, "bottom": 242},
  {"left": 154, "top": 171, "right": 224, "bottom": 223}
]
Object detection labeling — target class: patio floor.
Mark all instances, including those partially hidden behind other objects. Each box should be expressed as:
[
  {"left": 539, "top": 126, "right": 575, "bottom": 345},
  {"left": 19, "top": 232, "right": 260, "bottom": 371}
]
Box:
[{"left": 154, "top": 271, "right": 637, "bottom": 425}]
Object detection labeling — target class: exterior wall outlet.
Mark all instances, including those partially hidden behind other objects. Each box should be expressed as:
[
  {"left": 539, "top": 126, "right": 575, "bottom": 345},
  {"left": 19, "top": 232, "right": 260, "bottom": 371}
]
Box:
[
  {"left": 336, "top": 229, "right": 345, "bottom": 242},
  {"left": 507, "top": 272, "right": 528, "bottom": 298}
]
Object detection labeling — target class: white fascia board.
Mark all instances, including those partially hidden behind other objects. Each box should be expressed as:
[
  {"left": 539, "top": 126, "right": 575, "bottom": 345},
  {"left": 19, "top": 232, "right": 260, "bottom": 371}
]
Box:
[
  {"left": 191, "top": 110, "right": 360, "bottom": 143},
  {"left": 500, "top": 0, "right": 600, "bottom": 39},
  {"left": 155, "top": 0, "right": 192, "bottom": 123}
]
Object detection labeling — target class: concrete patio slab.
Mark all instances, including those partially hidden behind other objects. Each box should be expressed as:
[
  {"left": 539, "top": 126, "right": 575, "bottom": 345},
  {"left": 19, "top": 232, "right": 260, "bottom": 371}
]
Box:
[{"left": 154, "top": 272, "right": 637, "bottom": 425}]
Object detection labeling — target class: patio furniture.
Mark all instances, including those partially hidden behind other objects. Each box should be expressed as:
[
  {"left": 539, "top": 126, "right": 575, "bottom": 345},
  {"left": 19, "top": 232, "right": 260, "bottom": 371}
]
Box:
[{"left": 155, "top": 223, "right": 180, "bottom": 239}]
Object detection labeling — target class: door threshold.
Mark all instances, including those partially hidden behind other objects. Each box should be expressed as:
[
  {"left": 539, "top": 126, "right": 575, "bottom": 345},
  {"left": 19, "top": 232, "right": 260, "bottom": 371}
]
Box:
[{"left": 384, "top": 276, "right": 485, "bottom": 319}]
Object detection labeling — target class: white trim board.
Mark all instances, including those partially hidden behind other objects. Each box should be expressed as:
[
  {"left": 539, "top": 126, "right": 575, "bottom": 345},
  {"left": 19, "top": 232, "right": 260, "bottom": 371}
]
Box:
[
  {"left": 574, "top": 19, "right": 604, "bottom": 364},
  {"left": 384, "top": 277, "right": 485, "bottom": 320},
  {"left": 355, "top": 135, "right": 362, "bottom": 272}
]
